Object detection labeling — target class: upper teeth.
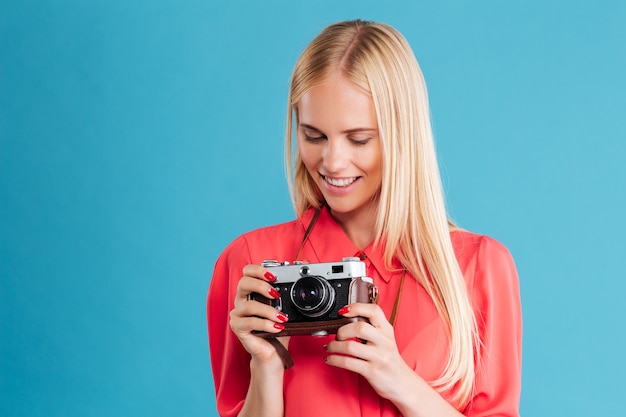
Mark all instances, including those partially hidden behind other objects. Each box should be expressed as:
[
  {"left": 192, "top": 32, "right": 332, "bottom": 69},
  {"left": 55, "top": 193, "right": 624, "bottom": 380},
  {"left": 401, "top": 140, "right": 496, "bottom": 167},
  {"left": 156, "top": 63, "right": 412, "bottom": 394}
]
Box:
[{"left": 324, "top": 176, "right": 357, "bottom": 187}]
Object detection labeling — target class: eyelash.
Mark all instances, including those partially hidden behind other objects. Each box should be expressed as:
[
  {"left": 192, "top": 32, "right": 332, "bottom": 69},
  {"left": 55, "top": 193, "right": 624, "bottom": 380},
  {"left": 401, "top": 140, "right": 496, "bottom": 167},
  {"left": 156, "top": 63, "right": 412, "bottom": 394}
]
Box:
[
  {"left": 304, "top": 135, "right": 371, "bottom": 146},
  {"left": 304, "top": 134, "right": 326, "bottom": 143},
  {"left": 350, "top": 138, "right": 371, "bottom": 146}
]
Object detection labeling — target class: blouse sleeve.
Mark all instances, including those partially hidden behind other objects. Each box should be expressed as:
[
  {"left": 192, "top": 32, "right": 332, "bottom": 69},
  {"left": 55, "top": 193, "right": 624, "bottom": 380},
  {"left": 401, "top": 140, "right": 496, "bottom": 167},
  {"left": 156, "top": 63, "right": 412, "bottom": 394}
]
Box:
[
  {"left": 207, "top": 236, "right": 253, "bottom": 417},
  {"left": 466, "top": 236, "right": 522, "bottom": 417}
]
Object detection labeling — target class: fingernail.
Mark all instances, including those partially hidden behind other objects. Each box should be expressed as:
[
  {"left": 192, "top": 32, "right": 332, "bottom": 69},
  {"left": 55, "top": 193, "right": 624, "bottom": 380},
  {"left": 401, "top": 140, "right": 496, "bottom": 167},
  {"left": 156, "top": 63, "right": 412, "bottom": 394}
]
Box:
[
  {"left": 322, "top": 344, "right": 328, "bottom": 350},
  {"left": 264, "top": 271, "right": 277, "bottom": 282},
  {"left": 338, "top": 306, "right": 350, "bottom": 315},
  {"left": 277, "top": 312, "right": 288, "bottom": 322},
  {"left": 269, "top": 287, "right": 281, "bottom": 299},
  {"left": 274, "top": 322, "right": 285, "bottom": 330}
]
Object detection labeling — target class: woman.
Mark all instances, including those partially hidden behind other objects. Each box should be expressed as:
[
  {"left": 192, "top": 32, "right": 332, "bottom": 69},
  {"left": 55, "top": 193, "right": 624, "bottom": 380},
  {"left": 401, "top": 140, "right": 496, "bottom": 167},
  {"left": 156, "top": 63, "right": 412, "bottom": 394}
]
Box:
[{"left": 208, "top": 20, "right": 521, "bottom": 417}]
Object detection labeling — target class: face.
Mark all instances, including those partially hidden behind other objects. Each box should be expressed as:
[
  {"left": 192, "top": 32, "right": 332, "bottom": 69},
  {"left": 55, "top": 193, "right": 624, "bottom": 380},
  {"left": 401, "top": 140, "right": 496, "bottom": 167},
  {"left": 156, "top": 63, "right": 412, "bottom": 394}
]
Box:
[{"left": 297, "top": 75, "right": 382, "bottom": 222}]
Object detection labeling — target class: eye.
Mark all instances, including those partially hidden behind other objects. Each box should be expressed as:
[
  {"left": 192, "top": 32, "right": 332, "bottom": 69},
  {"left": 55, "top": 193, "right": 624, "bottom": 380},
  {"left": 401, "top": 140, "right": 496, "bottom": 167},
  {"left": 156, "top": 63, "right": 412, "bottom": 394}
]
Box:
[
  {"left": 302, "top": 128, "right": 326, "bottom": 143},
  {"left": 304, "top": 134, "right": 326, "bottom": 143},
  {"left": 349, "top": 137, "right": 372, "bottom": 146}
]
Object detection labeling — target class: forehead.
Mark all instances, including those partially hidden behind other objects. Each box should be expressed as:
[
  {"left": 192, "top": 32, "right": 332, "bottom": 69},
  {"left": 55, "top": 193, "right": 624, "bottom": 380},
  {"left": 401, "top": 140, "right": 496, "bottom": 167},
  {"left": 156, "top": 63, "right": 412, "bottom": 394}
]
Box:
[{"left": 297, "top": 76, "right": 377, "bottom": 130}]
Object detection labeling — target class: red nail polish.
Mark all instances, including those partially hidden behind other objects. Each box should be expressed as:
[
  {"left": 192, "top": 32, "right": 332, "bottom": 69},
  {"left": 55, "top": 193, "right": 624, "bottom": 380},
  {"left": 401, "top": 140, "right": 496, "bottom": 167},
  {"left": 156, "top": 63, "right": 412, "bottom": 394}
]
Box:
[
  {"left": 274, "top": 322, "right": 285, "bottom": 330},
  {"left": 269, "top": 287, "right": 281, "bottom": 298},
  {"left": 264, "top": 271, "right": 277, "bottom": 282},
  {"left": 338, "top": 306, "right": 350, "bottom": 315},
  {"left": 277, "top": 312, "right": 288, "bottom": 322}
]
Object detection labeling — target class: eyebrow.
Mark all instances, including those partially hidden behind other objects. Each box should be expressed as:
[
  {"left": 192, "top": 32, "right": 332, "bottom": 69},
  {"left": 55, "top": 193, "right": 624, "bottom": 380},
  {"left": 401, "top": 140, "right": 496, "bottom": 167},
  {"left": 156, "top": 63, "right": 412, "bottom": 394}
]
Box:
[{"left": 299, "top": 123, "right": 377, "bottom": 134}]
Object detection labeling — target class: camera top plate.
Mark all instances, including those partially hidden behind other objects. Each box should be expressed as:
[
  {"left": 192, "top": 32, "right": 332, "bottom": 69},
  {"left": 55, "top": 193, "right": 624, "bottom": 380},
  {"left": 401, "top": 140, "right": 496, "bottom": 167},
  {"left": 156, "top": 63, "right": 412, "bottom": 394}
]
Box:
[{"left": 261, "top": 258, "right": 366, "bottom": 283}]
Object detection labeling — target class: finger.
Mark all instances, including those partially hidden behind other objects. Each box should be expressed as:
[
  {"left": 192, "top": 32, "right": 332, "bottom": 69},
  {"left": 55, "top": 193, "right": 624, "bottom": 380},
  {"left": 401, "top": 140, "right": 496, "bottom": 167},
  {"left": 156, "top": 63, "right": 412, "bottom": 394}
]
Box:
[
  {"left": 230, "top": 312, "right": 286, "bottom": 335},
  {"left": 324, "top": 350, "right": 369, "bottom": 374},
  {"left": 335, "top": 320, "right": 380, "bottom": 345},
  {"left": 233, "top": 297, "right": 289, "bottom": 323},
  {"left": 242, "top": 264, "right": 277, "bottom": 283},
  {"left": 339, "top": 303, "right": 391, "bottom": 330},
  {"left": 326, "top": 334, "right": 401, "bottom": 376},
  {"left": 235, "top": 276, "right": 281, "bottom": 302},
  {"left": 325, "top": 337, "right": 374, "bottom": 361}
]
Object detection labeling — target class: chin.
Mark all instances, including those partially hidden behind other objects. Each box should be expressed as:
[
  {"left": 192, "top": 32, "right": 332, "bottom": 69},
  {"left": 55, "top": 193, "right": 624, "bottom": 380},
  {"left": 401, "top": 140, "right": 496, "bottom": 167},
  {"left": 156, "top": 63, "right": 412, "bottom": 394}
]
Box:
[{"left": 324, "top": 199, "right": 366, "bottom": 215}]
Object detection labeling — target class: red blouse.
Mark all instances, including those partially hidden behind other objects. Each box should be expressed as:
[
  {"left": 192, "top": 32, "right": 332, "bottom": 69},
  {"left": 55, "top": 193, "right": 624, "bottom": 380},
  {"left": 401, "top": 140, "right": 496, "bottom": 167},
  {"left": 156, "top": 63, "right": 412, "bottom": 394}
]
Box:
[{"left": 207, "top": 207, "right": 522, "bottom": 417}]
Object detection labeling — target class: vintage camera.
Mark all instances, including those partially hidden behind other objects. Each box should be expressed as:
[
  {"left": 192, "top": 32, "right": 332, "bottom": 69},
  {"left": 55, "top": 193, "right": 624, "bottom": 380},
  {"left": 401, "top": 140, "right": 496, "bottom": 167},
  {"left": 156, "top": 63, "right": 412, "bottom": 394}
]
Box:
[{"left": 249, "top": 257, "right": 378, "bottom": 337}]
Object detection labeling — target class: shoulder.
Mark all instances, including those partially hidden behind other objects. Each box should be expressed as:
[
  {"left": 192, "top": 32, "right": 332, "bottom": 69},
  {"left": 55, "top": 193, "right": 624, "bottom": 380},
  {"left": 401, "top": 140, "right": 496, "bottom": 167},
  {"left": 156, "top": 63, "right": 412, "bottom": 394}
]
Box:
[
  {"left": 241, "top": 217, "right": 304, "bottom": 245},
  {"left": 450, "top": 230, "right": 518, "bottom": 289},
  {"left": 217, "top": 216, "right": 306, "bottom": 267},
  {"left": 451, "top": 230, "right": 514, "bottom": 265},
  {"left": 210, "top": 217, "right": 306, "bottom": 294}
]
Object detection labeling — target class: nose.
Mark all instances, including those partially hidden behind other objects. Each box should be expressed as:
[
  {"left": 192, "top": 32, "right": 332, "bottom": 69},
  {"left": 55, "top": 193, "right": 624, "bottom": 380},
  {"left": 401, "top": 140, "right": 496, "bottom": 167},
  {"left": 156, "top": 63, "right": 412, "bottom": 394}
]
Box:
[{"left": 322, "top": 137, "right": 349, "bottom": 174}]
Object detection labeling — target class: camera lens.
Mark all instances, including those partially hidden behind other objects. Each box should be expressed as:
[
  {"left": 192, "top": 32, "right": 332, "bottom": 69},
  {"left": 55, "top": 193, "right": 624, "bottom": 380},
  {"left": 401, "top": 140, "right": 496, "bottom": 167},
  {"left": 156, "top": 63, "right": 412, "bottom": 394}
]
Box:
[{"left": 290, "top": 276, "right": 335, "bottom": 318}]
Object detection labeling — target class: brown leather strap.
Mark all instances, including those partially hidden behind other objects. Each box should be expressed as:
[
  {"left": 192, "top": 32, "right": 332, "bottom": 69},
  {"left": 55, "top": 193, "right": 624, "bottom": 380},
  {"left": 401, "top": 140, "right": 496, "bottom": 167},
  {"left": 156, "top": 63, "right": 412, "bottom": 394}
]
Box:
[
  {"left": 389, "top": 269, "right": 405, "bottom": 327},
  {"left": 261, "top": 317, "right": 362, "bottom": 337},
  {"left": 294, "top": 206, "right": 322, "bottom": 261},
  {"left": 267, "top": 338, "right": 294, "bottom": 369}
]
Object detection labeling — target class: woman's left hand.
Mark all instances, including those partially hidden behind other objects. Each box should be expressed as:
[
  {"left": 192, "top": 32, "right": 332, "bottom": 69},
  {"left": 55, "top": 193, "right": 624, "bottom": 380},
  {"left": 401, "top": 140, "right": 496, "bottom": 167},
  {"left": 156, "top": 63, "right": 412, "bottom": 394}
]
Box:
[{"left": 324, "top": 303, "right": 411, "bottom": 400}]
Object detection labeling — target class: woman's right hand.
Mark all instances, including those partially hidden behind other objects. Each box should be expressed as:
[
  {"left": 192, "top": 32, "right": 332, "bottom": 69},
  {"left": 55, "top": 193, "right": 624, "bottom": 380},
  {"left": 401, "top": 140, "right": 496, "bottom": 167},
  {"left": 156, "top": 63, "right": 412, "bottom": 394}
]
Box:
[{"left": 230, "top": 264, "right": 290, "bottom": 365}]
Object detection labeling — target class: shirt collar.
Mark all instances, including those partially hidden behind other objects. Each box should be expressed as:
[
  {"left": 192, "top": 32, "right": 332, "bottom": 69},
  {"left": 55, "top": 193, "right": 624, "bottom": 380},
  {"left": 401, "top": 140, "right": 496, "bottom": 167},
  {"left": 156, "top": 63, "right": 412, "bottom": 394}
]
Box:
[{"left": 298, "top": 206, "right": 400, "bottom": 282}]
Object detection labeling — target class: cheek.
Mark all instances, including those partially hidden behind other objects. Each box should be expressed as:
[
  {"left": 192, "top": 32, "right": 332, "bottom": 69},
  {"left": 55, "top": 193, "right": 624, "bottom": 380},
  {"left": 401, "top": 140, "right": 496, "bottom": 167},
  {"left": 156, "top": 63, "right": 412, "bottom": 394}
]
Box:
[
  {"left": 364, "top": 147, "right": 383, "bottom": 176},
  {"left": 298, "top": 143, "right": 319, "bottom": 171}
]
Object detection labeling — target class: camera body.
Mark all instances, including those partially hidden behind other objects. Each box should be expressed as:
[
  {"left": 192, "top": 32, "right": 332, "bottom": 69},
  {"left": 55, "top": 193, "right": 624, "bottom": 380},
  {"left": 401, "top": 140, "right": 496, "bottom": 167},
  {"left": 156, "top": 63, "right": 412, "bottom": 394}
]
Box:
[{"left": 249, "top": 257, "right": 378, "bottom": 337}]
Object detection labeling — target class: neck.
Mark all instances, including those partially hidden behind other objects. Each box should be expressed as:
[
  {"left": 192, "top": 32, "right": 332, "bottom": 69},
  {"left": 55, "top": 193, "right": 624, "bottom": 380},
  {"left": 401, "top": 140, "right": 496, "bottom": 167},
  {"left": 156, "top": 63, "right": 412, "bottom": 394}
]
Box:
[{"left": 329, "top": 202, "right": 378, "bottom": 250}]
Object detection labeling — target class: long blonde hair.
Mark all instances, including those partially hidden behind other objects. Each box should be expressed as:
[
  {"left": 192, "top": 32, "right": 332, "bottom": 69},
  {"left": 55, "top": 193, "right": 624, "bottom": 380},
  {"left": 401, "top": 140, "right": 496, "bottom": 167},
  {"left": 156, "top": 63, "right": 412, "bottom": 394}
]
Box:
[{"left": 284, "top": 20, "right": 480, "bottom": 409}]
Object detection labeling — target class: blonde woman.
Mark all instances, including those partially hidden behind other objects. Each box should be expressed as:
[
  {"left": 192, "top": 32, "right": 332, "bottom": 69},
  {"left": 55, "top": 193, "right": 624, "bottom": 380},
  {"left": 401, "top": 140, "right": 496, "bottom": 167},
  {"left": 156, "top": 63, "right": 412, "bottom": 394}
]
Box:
[{"left": 208, "top": 20, "right": 521, "bottom": 417}]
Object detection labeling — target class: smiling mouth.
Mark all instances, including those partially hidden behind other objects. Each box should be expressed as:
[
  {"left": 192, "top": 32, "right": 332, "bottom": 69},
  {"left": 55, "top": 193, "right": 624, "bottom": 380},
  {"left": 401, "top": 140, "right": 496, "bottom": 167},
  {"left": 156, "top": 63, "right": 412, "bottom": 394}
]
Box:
[{"left": 321, "top": 175, "right": 359, "bottom": 187}]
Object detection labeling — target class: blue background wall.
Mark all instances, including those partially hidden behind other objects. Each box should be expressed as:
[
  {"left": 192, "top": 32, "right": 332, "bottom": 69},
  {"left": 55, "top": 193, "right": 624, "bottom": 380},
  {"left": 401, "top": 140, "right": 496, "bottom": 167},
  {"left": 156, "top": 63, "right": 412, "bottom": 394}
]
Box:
[{"left": 1, "top": 1, "right": 625, "bottom": 416}]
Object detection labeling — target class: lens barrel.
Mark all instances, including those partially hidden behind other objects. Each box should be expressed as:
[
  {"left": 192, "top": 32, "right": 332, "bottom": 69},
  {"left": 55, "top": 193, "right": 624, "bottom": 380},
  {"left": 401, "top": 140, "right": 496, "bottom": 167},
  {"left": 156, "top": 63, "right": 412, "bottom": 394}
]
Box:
[{"left": 290, "top": 275, "right": 335, "bottom": 317}]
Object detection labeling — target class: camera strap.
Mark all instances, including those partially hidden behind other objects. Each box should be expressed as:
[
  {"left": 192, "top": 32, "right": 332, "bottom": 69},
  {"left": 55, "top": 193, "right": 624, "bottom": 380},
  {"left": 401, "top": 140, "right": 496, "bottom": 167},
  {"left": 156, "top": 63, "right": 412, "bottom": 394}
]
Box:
[
  {"left": 267, "top": 338, "right": 294, "bottom": 369},
  {"left": 389, "top": 269, "right": 405, "bottom": 327},
  {"left": 294, "top": 205, "right": 322, "bottom": 261}
]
